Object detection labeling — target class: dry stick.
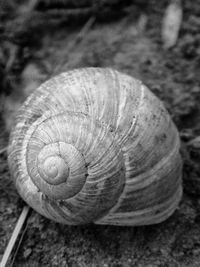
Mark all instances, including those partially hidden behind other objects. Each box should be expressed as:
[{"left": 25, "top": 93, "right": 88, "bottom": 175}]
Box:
[{"left": 0, "top": 206, "right": 30, "bottom": 267}]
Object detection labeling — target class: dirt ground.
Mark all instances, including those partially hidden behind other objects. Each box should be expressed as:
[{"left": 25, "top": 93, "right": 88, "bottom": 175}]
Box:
[{"left": 0, "top": 0, "right": 200, "bottom": 266}]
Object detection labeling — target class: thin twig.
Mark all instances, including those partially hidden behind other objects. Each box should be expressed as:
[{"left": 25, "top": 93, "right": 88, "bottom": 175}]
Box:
[
  {"left": 10, "top": 210, "right": 31, "bottom": 267},
  {"left": 53, "top": 16, "right": 96, "bottom": 75},
  {"left": 0, "top": 206, "right": 30, "bottom": 267},
  {"left": 68, "top": 16, "right": 96, "bottom": 51}
]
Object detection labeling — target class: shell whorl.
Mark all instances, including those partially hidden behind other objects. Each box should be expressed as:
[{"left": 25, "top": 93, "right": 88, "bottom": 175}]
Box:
[{"left": 8, "top": 68, "right": 182, "bottom": 225}]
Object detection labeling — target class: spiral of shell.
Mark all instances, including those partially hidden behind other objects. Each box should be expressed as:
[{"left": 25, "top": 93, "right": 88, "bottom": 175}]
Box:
[{"left": 8, "top": 68, "right": 182, "bottom": 226}]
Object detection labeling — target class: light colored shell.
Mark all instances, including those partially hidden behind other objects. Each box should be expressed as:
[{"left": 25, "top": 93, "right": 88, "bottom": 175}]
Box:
[{"left": 8, "top": 68, "right": 182, "bottom": 226}]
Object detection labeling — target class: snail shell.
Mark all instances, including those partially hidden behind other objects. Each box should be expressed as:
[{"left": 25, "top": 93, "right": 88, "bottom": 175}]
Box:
[{"left": 8, "top": 68, "right": 182, "bottom": 226}]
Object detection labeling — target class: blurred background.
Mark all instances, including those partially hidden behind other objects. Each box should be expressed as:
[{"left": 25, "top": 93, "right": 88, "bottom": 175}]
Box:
[{"left": 0, "top": 0, "right": 200, "bottom": 266}]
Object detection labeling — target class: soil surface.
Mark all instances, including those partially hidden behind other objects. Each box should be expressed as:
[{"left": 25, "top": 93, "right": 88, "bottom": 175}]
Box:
[{"left": 1, "top": 0, "right": 200, "bottom": 266}]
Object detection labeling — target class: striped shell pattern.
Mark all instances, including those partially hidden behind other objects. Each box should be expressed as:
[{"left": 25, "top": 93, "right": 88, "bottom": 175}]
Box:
[{"left": 8, "top": 68, "right": 182, "bottom": 226}]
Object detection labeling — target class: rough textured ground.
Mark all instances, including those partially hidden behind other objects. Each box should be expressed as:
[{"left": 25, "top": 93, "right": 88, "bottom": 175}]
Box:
[{"left": 0, "top": 0, "right": 200, "bottom": 266}]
